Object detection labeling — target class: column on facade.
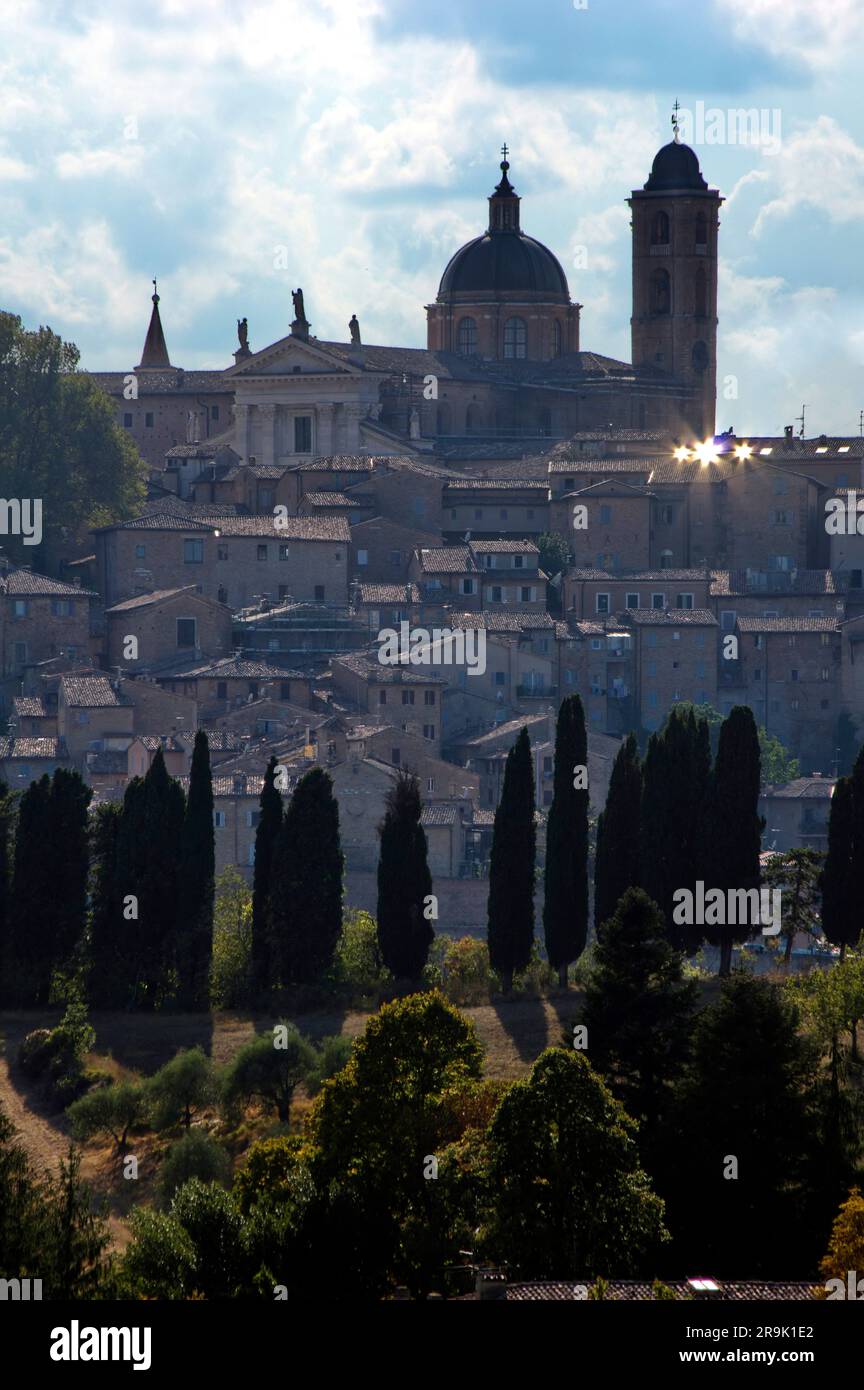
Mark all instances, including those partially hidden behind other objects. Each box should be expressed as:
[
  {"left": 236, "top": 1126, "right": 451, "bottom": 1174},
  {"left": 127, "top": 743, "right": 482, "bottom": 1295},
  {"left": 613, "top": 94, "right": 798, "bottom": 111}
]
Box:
[
  {"left": 316, "top": 402, "right": 336, "bottom": 456},
  {"left": 258, "top": 403, "right": 277, "bottom": 467},
  {"left": 234, "top": 402, "right": 252, "bottom": 462}
]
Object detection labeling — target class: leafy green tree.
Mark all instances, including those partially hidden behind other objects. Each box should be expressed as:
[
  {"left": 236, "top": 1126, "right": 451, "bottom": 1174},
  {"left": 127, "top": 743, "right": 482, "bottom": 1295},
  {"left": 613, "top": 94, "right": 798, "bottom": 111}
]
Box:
[
  {"left": 119, "top": 1207, "right": 197, "bottom": 1300},
  {"left": 251, "top": 757, "right": 283, "bottom": 996},
  {"left": 485, "top": 1048, "right": 668, "bottom": 1279},
  {"left": 220, "top": 1026, "right": 318, "bottom": 1123},
  {"left": 487, "top": 727, "right": 536, "bottom": 992},
  {"left": 335, "top": 909, "right": 388, "bottom": 996},
  {"left": 706, "top": 706, "right": 763, "bottom": 976},
  {"left": 270, "top": 768, "right": 344, "bottom": 987},
  {"left": 210, "top": 867, "right": 253, "bottom": 1009},
  {"left": 537, "top": 531, "right": 570, "bottom": 579},
  {"left": 177, "top": 731, "right": 215, "bottom": 1010},
  {"left": 376, "top": 770, "right": 434, "bottom": 981},
  {"left": 762, "top": 848, "right": 823, "bottom": 963},
  {"left": 543, "top": 695, "right": 589, "bottom": 985},
  {"left": 820, "top": 1188, "right": 864, "bottom": 1286},
  {"left": 147, "top": 1047, "right": 215, "bottom": 1130},
  {"left": 579, "top": 888, "right": 697, "bottom": 1136},
  {"left": 159, "top": 1132, "right": 231, "bottom": 1207},
  {"left": 666, "top": 973, "right": 818, "bottom": 1276},
  {"left": 759, "top": 728, "right": 801, "bottom": 787},
  {"left": 0, "top": 312, "right": 146, "bottom": 564},
  {"left": 594, "top": 732, "right": 642, "bottom": 933},
  {"left": 820, "top": 776, "right": 858, "bottom": 954},
  {"left": 43, "top": 1145, "right": 112, "bottom": 1300},
  {"left": 68, "top": 1081, "right": 149, "bottom": 1153}
]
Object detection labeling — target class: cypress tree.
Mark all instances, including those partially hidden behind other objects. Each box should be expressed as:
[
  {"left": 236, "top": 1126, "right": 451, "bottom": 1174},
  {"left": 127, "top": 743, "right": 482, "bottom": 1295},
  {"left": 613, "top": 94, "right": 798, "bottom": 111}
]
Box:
[
  {"left": 487, "top": 726, "right": 536, "bottom": 993},
  {"left": 9, "top": 772, "right": 90, "bottom": 1005},
  {"left": 9, "top": 775, "right": 52, "bottom": 1004},
  {"left": 376, "top": 769, "right": 434, "bottom": 981},
  {"left": 88, "top": 802, "right": 123, "bottom": 1009},
  {"left": 820, "top": 775, "right": 856, "bottom": 955},
  {"left": 116, "top": 750, "right": 185, "bottom": 1009},
  {"left": 0, "top": 779, "right": 15, "bottom": 1007},
  {"left": 543, "top": 695, "right": 589, "bottom": 986},
  {"left": 271, "top": 768, "right": 344, "bottom": 987},
  {"left": 706, "top": 705, "right": 763, "bottom": 976},
  {"left": 850, "top": 746, "right": 864, "bottom": 947},
  {"left": 640, "top": 706, "right": 711, "bottom": 951},
  {"left": 594, "top": 733, "right": 642, "bottom": 933},
  {"left": 177, "top": 731, "right": 215, "bottom": 1011},
  {"left": 251, "top": 757, "right": 283, "bottom": 996}
]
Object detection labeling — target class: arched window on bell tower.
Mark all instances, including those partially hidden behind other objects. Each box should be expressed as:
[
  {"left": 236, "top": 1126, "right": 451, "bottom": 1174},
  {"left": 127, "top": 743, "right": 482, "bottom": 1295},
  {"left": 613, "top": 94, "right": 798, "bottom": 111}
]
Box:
[
  {"left": 503, "top": 316, "right": 527, "bottom": 359},
  {"left": 650, "top": 269, "right": 671, "bottom": 315},
  {"left": 457, "top": 316, "right": 477, "bottom": 355},
  {"left": 694, "top": 267, "right": 707, "bottom": 318},
  {"left": 552, "top": 320, "right": 562, "bottom": 358},
  {"left": 651, "top": 210, "right": 670, "bottom": 245},
  {"left": 695, "top": 211, "right": 707, "bottom": 249}
]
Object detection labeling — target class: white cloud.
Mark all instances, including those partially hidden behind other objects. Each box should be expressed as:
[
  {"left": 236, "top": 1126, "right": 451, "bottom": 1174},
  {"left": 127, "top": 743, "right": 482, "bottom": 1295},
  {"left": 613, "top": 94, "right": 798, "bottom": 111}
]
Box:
[{"left": 720, "top": 0, "right": 864, "bottom": 70}]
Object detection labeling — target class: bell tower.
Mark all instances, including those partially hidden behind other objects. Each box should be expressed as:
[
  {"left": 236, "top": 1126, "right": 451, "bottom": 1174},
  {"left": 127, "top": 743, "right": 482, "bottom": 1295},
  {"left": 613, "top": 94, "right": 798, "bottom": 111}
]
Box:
[{"left": 629, "top": 106, "right": 723, "bottom": 439}]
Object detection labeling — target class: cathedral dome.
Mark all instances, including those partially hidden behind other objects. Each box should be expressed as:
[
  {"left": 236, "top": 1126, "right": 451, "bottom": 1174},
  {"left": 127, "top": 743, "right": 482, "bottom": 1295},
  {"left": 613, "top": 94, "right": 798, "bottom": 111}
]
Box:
[
  {"left": 643, "top": 140, "right": 708, "bottom": 192},
  {"left": 438, "top": 231, "right": 570, "bottom": 297}
]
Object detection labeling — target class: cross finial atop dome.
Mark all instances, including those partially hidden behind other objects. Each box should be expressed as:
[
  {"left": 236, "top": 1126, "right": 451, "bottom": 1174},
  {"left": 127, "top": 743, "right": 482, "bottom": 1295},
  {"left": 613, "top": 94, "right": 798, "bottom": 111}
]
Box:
[{"left": 671, "top": 98, "right": 681, "bottom": 143}]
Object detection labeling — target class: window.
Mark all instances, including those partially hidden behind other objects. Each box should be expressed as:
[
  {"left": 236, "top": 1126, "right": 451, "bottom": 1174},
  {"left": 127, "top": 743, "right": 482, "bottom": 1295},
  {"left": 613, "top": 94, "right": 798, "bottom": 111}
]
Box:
[
  {"left": 461, "top": 577, "right": 476, "bottom": 595},
  {"left": 424, "top": 690, "right": 436, "bottom": 705},
  {"left": 694, "top": 267, "right": 707, "bottom": 317},
  {"left": 379, "top": 689, "right": 387, "bottom": 705},
  {"left": 695, "top": 211, "right": 707, "bottom": 247},
  {"left": 626, "top": 593, "right": 639, "bottom": 608},
  {"left": 176, "top": 618, "right": 196, "bottom": 648},
  {"left": 135, "top": 544, "right": 146, "bottom": 559},
  {"left": 13, "top": 599, "right": 27, "bottom": 618},
  {"left": 591, "top": 638, "right": 604, "bottom": 650},
  {"left": 402, "top": 690, "right": 415, "bottom": 705},
  {"left": 770, "top": 555, "right": 793, "bottom": 571},
  {"left": 357, "top": 548, "right": 369, "bottom": 567},
  {"left": 552, "top": 320, "right": 562, "bottom": 357},
  {"left": 599, "top": 504, "right": 612, "bottom": 524},
  {"left": 650, "top": 268, "right": 670, "bottom": 314},
  {"left": 144, "top": 412, "right": 154, "bottom": 427},
  {"left": 503, "top": 316, "right": 527, "bottom": 359},
  {"left": 184, "top": 539, "right": 203, "bottom": 563},
  {"left": 314, "top": 584, "right": 325, "bottom": 600},
  {"left": 646, "top": 632, "right": 658, "bottom": 647},
  {"left": 821, "top": 667, "right": 830, "bottom": 681},
  {"left": 388, "top": 551, "right": 402, "bottom": 566},
  {"left": 457, "top": 317, "right": 477, "bottom": 355},
  {"left": 391, "top": 748, "right": 401, "bottom": 766},
  {"left": 772, "top": 510, "right": 790, "bottom": 525},
  {"left": 791, "top": 669, "right": 799, "bottom": 682},
  {"left": 294, "top": 416, "right": 312, "bottom": 452},
  {"left": 658, "top": 504, "right": 675, "bottom": 525},
  {"left": 123, "top": 412, "right": 133, "bottom": 428},
  {"left": 491, "top": 585, "right": 503, "bottom": 602},
  {"left": 672, "top": 630, "right": 680, "bottom": 641},
  {"left": 676, "top": 593, "right": 694, "bottom": 609},
  {"left": 787, "top": 634, "right": 797, "bottom": 648},
  {"left": 423, "top": 724, "right": 435, "bottom": 740},
  {"left": 279, "top": 544, "right": 290, "bottom": 561},
  {"left": 256, "top": 544, "right": 267, "bottom": 561},
  {"left": 213, "top": 811, "right": 226, "bottom": 828},
  {"left": 217, "top": 544, "right": 229, "bottom": 561},
  {"left": 427, "top": 777, "right": 435, "bottom": 793},
  {"left": 721, "top": 610, "right": 736, "bottom": 631},
  {"left": 659, "top": 550, "right": 673, "bottom": 569},
  {"left": 77, "top": 710, "right": 90, "bottom": 725},
  {"left": 520, "top": 587, "right": 532, "bottom": 602},
  {"left": 495, "top": 671, "right": 505, "bottom": 686},
  {"left": 217, "top": 681, "right": 228, "bottom": 699},
  {"left": 754, "top": 668, "right": 762, "bottom": 681},
  {"left": 513, "top": 554, "right": 524, "bottom": 569},
  {"left": 651, "top": 210, "right": 670, "bottom": 245},
  {"left": 259, "top": 488, "right": 273, "bottom": 507},
  {"left": 596, "top": 593, "right": 610, "bottom": 615},
  {"left": 820, "top": 632, "right": 831, "bottom": 646},
  {"left": 246, "top": 810, "right": 261, "bottom": 829},
  {"left": 651, "top": 593, "right": 665, "bottom": 610},
  {"left": 773, "top": 477, "right": 788, "bottom": 495},
  {"left": 648, "top": 692, "right": 658, "bottom": 707},
  {"left": 484, "top": 554, "right": 496, "bottom": 569}
]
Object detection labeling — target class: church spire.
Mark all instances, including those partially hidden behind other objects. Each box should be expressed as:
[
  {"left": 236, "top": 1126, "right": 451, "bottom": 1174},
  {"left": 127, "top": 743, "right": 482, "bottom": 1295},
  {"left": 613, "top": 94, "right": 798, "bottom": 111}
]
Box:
[
  {"left": 487, "top": 145, "right": 520, "bottom": 234},
  {"left": 137, "top": 278, "right": 171, "bottom": 369}
]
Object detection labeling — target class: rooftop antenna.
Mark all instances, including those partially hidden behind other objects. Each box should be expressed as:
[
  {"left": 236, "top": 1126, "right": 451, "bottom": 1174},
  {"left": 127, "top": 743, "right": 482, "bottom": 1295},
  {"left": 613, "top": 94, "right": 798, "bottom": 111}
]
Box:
[
  {"left": 795, "top": 404, "right": 808, "bottom": 439},
  {"left": 859, "top": 410, "right": 863, "bottom": 437}
]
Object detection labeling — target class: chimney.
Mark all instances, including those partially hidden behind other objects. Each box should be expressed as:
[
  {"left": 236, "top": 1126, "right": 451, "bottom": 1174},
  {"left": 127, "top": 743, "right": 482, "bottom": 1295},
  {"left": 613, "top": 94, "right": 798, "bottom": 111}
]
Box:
[{"left": 475, "top": 1269, "right": 507, "bottom": 1301}]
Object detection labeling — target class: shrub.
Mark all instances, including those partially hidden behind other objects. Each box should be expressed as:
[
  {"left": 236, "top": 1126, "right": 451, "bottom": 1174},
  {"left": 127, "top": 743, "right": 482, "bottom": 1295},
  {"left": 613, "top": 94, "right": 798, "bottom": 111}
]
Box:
[
  {"left": 17, "top": 1001, "right": 95, "bottom": 1108},
  {"left": 306, "top": 1034, "right": 354, "bottom": 1096},
  {"left": 147, "top": 1047, "right": 215, "bottom": 1131},
  {"left": 210, "top": 867, "right": 253, "bottom": 1009},
  {"left": 67, "top": 1080, "right": 148, "bottom": 1151},
  {"left": 220, "top": 1026, "right": 318, "bottom": 1123},
  {"left": 159, "top": 1131, "right": 232, "bottom": 1206},
  {"left": 234, "top": 1134, "right": 314, "bottom": 1213},
  {"left": 440, "top": 936, "right": 495, "bottom": 1006},
  {"left": 334, "top": 909, "right": 389, "bottom": 997}
]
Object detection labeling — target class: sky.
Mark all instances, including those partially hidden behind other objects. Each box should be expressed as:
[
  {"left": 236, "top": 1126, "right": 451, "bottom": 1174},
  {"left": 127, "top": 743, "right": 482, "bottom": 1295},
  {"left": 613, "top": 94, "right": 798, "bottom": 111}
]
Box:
[{"left": 1, "top": 0, "right": 863, "bottom": 436}]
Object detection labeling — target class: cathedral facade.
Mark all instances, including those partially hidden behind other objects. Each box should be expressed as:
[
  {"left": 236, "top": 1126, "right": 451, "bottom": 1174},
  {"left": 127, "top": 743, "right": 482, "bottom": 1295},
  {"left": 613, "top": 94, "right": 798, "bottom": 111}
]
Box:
[{"left": 91, "top": 137, "right": 722, "bottom": 474}]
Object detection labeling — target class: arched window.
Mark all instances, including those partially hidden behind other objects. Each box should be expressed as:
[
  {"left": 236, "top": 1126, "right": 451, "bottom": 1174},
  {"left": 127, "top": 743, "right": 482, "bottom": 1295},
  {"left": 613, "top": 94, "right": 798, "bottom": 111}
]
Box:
[
  {"left": 694, "top": 267, "right": 707, "bottom": 318},
  {"left": 651, "top": 210, "right": 670, "bottom": 245},
  {"left": 692, "top": 340, "right": 709, "bottom": 374},
  {"left": 466, "top": 402, "right": 482, "bottom": 434},
  {"left": 457, "top": 316, "right": 477, "bottom": 355},
  {"left": 436, "top": 402, "right": 452, "bottom": 435},
  {"left": 650, "top": 269, "right": 671, "bottom": 315},
  {"left": 660, "top": 549, "right": 674, "bottom": 570},
  {"left": 503, "top": 316, "right": 527, "bottom": 359},
  {"left": 552, "top": 320, "right": 562, "bottom": 357},
  {"left": 694, "top": 211, "right": 707, "bottom": 248}
]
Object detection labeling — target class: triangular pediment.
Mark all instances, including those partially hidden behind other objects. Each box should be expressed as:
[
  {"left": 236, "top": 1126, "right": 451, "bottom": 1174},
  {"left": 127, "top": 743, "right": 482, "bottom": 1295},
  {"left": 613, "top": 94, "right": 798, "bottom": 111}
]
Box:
[{"left": 226, "top": 334, "right": 361, "bottom": 378}]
